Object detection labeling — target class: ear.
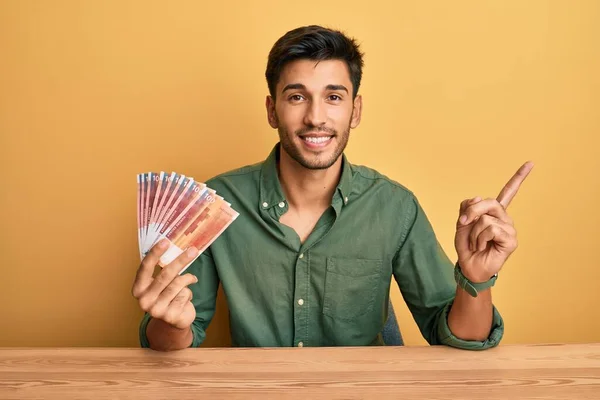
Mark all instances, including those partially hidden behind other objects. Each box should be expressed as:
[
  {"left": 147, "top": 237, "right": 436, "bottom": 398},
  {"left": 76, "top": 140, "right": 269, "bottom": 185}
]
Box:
[
  {"left": 266, "top": 95, "right": 278, "bottom": 129},
  {"left": 350, "top": 94, "right": 362, "bottom": 129}
]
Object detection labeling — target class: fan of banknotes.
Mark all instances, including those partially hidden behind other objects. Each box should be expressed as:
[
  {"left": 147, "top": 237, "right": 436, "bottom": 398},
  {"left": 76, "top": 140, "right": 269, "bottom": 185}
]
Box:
[{"left": 137, "top": 171, "right": 239, "bottom": 273}]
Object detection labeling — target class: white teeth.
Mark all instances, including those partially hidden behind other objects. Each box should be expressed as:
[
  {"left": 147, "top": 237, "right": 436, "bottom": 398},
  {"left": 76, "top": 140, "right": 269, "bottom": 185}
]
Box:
[{"left": 304, "top": 136, "right": 331, "bottom": 143}]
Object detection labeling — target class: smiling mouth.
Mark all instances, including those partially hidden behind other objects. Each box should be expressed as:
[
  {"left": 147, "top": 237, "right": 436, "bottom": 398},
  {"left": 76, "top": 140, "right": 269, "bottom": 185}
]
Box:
[{"left": 301, "top": 135, "right": 334, "bottom": 144}]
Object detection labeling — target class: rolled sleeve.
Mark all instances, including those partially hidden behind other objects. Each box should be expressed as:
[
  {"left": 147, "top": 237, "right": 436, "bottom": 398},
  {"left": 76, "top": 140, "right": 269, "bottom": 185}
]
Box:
[
  {"left": 138, "top": 312, "right": 152, "bottom": 348},
  {"left": 437, "top": 302, "right": 504, "bottom": 350}
]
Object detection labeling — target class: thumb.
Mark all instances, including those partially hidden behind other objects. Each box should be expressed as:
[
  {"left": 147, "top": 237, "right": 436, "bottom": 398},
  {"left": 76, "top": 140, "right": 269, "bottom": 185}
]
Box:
[{"left": 458, "top": 196, "right": 482, "bottom": 220}]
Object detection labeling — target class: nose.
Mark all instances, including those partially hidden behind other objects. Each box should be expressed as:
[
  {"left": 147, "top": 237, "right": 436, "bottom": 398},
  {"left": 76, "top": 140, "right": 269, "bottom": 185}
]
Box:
[{"left": 303, "top": 99, "right": 327, "bottom": 127}]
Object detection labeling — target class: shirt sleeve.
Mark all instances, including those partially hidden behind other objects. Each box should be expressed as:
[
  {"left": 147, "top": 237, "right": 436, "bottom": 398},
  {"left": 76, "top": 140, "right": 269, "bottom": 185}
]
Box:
[
  {"left": 392, "top": 195, "right": 504, "bottom": 350},
  {"left": 139, "top": 249, "right": 221, "bottom": 348}
]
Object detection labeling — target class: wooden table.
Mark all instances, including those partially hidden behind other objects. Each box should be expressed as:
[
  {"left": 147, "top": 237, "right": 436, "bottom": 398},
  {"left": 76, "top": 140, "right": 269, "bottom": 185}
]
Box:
[{"left": 1, "top": 344, "right": 599, "bottom": 399}]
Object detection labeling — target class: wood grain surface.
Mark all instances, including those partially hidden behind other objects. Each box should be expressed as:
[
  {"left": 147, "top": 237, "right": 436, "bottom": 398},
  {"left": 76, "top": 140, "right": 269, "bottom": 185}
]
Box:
[{"left": 1, "top": 344, "right": 599, "bottom": 399}]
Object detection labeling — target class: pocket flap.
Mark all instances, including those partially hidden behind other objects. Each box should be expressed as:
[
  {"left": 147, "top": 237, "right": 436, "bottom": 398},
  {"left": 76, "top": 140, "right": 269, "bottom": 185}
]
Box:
[{"left": 326, "top": 257, "right": 382, "bottom": 277}]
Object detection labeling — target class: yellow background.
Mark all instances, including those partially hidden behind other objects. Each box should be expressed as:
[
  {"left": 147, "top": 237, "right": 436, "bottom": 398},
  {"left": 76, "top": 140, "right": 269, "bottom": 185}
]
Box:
[{"left": 1, "top": 1, "right": 598, "bottom": 347}]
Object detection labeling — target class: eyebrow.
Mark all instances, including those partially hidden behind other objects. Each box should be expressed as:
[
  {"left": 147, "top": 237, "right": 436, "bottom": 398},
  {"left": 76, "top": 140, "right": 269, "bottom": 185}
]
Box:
[{"left": 281, "top": 83, "right": 349, "bottom": 94}]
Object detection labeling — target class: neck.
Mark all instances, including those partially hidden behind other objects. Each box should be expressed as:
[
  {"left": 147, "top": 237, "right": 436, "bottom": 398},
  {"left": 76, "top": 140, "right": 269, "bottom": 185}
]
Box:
[{"left": 278, "top": 149, "right": 342, "bottom": 211}]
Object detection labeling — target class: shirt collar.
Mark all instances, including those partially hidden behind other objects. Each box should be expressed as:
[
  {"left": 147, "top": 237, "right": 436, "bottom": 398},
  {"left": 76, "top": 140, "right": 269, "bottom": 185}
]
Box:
[{"left": 259, "top": 143, "right": 353, "bottom": 210}]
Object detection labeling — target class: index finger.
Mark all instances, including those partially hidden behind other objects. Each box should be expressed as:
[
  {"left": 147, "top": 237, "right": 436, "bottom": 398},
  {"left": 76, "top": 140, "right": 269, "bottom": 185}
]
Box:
[
  {"left": 131, "top": 239, "right": 169, "bottom": 297},
  {"left": 497, "top": 161, "right": 534, "bottom": 209}
]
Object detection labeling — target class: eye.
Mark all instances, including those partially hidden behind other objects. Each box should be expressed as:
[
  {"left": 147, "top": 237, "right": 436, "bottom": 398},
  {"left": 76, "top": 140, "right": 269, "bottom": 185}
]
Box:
[
  {"left": 328, "top": 94, "right": 342, "bottom": 101},
  {"left": 289, "top": 94, "right": 305, "bottom": 102}
]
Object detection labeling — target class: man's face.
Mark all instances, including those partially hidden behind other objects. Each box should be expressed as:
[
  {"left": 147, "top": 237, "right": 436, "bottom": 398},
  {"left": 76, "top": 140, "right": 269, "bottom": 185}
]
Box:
[{"left": 266, "top": 59, "right": 362, "bottom": 170}]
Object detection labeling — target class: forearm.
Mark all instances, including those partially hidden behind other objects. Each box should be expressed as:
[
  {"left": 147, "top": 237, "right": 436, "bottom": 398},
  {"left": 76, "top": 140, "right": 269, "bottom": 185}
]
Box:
[
  {"left": 447, "top": 286, "right": 493, "bottom": 341},
  {"left": 146, "top": 317, "right": 193, "bottom": 351}
]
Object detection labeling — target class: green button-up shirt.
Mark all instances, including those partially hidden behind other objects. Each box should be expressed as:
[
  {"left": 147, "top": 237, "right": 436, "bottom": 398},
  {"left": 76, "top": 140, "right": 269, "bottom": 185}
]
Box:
[{"left": 139, "top": 144, "right": 503, "bottom": 350}]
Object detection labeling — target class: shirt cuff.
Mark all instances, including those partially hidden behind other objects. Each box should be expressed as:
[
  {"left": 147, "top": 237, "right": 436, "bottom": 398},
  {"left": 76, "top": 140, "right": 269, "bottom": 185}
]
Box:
[
  {"left": 139, "top": 313, "right": 152, "bottom": 348},
  {"left": 437, "top": 301, "right": 504, "bottom": 350},
  {"left": 139, "top": 313, "right": 206, "bottom": 348}
]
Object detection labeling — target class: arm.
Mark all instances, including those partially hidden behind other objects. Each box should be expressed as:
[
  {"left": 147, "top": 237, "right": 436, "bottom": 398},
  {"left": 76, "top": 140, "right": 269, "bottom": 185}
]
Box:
[
  {"left": 447, "top": 287, "right": 493, "bottom": 341},
  {"left": 447, "top": 161, "right": 533, "bottom": 342},
  {"left": 393, "top": 196, "right": 503, "bottom": 350},
  {"left": 146, "top": 318, "right": 193, "bottom": 351}
]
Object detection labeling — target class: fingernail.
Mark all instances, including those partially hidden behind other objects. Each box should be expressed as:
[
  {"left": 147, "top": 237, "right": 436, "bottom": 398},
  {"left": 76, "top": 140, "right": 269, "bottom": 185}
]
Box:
[
  {"left": 474, "top": 196, "right": 482, "bottom": 202},
  {"left": 459, "top": 215, "right": 468, "bottom": 224},
  {"left": 159, "top": 239, "right": 169, "bottom": 249},
  {"left": 187, "top": 247, "right": 198, "bottom": 257}
]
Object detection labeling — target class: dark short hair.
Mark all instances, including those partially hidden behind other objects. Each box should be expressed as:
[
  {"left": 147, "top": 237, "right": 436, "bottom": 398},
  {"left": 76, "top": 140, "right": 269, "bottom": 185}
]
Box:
[{"left": 265, "top": 25, "right": 365, "bottom": 100}]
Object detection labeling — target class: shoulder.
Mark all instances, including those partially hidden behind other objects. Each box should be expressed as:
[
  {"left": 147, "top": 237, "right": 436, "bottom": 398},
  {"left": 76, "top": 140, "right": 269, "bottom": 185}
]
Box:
[
  {"left": 205, "top": 161, "right": 262, "bottom": 191},
  {"left": 350, "top": 163, "right": 416, "bottom": 203}
]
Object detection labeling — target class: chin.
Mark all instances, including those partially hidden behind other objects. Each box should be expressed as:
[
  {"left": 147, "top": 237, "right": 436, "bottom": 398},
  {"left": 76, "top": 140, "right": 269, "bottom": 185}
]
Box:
[{"left": 298, "top": 153, "right": 340, "bottom": 170}]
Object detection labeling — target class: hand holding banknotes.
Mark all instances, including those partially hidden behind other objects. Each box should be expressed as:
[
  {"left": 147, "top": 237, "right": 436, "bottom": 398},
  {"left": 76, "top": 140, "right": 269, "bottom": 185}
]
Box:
[
  {"left": 131, "top": 239, "right": 199, "bottom": 330},
  {"left": 132, "top": 171, "right": 239, "bottom": 333}
]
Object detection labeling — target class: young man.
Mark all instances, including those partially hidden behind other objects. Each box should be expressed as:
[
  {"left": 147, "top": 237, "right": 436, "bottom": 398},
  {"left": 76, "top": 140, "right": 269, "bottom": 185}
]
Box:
[{"left": 132, "top": 25, "right": 533, "bottom": 351}]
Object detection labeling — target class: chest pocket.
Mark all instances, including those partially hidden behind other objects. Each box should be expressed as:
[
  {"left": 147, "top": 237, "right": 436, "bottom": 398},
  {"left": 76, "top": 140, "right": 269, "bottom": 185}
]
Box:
[{"left": 322, "top": 257, "right": 383, "bottom": 321}]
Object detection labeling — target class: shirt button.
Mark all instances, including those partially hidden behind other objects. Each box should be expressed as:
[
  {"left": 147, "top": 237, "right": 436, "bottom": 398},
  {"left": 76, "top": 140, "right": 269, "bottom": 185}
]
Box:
[
  {"left": 299, "top": 253, "right": 304, "bottom": 259},
  {"left": 297, "top": 299, "right": 304, "bottom": 306},
  {"left": 344, "top": 196, "right": 349, "bottom": 204},
  {"left": 298, "top": 342, "right": 304, "bottom": 347},
  {"left": 262, "top": 202, "right": 268, "bottom": 208},
  {"left": 278, "top": 201, "right": 285, "bottom": 208}
]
